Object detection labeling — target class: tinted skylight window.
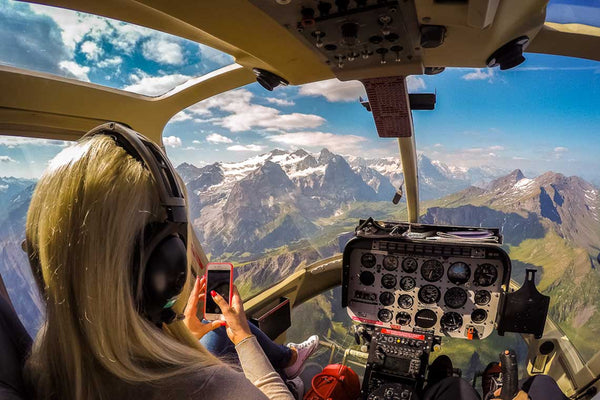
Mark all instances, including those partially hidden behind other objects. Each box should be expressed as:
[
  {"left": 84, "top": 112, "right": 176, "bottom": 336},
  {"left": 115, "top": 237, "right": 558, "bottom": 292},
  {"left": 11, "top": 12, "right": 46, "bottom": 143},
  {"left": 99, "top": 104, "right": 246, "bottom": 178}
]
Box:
[
  {"left": 546, "top": 0, "right": 600, "bottom": 28},
  {"left": 0, "top": 0, "right": 234, "bottom": 96}
]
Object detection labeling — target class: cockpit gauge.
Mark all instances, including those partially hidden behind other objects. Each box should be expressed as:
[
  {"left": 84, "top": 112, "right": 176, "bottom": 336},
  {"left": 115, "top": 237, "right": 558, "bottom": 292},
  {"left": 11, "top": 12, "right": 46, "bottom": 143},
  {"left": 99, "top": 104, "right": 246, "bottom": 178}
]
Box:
[
  {"left": 401, "top": 257, "right": 418, "bottom": 273},
  {"left": 399, "top": 276, "right": 416, "bottom": 291},
  {"left": 396, "top": 312, "right": 411, "bottom": 325},
  {"left": 421, "top": 259, "right": 444, "bottom": 282},
  {"left": 474, "top": 264, "right": 498, "bottom": 287},
  {"left": 381, "top": 274, "right": 397, "bottom": 289},
  {"left": 474, "top": 290, "right": 491, "bottom": 306},
  {"left": 418, "top": 285, "right": 441, "bottom": 304},
  {"left": 440, "top": 312, "right": 463, "bottom": 332},
  {"left": 379, "top": 291, "right": 395, "bottom": 306},
  {"left": 397, "top": 294, "right": 414, "bottom": 309},
  {"left": 361, "top": 253, "right": 377, "bottom": 268},
  {"left": 360, "top": 271, "right": 375, "bottom": 286},
  {"left": 471, "top": 309, "right": 488, "bottom": 323},
  {"left": 383, "top": 255, "right": 398, "bottom": 271},
  {"left": 378, "top": 308, "right": 393, "bottom": 323},
  {"left": 444, "top": 287, "right": 468, "bottom": 309},
  {"left": 447, "top": 262, "right": 471, "bottom": 285}
]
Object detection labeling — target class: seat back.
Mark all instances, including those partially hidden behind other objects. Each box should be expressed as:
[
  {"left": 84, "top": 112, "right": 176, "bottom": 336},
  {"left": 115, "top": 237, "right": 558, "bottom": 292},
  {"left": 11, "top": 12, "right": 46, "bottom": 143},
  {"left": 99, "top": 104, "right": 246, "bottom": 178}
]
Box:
[{"left": 0, "top": 291, "right": 33, "bottom": 399}]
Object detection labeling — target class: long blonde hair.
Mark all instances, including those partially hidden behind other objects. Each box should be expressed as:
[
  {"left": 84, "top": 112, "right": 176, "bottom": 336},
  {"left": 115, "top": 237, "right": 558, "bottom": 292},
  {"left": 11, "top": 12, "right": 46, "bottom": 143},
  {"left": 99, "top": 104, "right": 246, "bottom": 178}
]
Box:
[{"left": 25, "top": 135, "right": 218, "bottom": 400}]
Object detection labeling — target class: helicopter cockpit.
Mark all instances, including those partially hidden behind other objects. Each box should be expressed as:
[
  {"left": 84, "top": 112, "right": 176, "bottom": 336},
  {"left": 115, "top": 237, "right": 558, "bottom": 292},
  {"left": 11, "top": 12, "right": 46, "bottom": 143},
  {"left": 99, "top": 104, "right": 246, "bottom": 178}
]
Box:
[{"left": 0, "top": 0, "right": 599, "bottom": 399}]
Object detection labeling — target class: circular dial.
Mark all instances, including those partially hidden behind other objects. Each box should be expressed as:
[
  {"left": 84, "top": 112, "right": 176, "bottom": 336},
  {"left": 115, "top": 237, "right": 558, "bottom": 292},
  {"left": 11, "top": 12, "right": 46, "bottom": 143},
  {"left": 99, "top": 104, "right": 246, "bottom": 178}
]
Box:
[
  {"left": 474, "top": 290, "right": 491, "bottom": 306},
  {"left": 415, "top": 309, "right": 437, "bottom": 329},
  {"left": 383, "top": 255, "right": 398, "bottom": 271},
  {"left": 378, "top": 308, "right": 393, "bottom": 323},
  {"left": 418, "top": 285, "right": 441, "bottom": 304},
  {"left": 396, "top": 312, "right": 411, "bottom": 325},
  {"left": 421, "top": 259, "right": 444, "bottom": 282},
  {"left": 444, "top": 287, "right": 468, "bottom": 309},
  {"left": 440, "top": 312, "right": 463, "bottom": 332},
  {"left": 381, "top": 274, "right": 397, "bottom": 289},
  {"left": 359, "top": 271, "right": 375, "bottom": 286},
  {"left": 471, "top": 309, "right": 488, "bottom": 323},
  {"left": 402, "top": 257, "right": 418, "bottom": 273},
  {"left": 379, "top": 292, "right": 395, "bottom": 306},
  {"left": 447, "top": 262, "right": 471, "bottom": 285},
  {"left": 400, "top": 276, "right": 416, "bottom": 291},
  {"left": 474, "top": 264, "right": 498, "bottom": 287},
  {"left": 361, "top": 253, "right": 376, "bottom": 268},
  {"left": 397, "top": 294, "right": 414, "bottom": 309}
]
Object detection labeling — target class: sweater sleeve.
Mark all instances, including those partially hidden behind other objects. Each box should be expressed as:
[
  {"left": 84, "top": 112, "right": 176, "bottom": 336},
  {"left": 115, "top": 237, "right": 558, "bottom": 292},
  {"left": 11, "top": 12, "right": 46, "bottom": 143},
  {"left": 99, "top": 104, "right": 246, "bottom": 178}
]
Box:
[{"left": 235, "top": 335, "right": 295, "bottom": 400}]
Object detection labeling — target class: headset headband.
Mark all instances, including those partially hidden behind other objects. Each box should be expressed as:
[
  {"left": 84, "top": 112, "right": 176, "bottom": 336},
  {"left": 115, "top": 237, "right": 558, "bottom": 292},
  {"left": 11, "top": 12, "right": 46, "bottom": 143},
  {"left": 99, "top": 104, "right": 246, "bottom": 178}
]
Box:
[{"left": 82, "top": 122, "right": 187, "bottom": 224}]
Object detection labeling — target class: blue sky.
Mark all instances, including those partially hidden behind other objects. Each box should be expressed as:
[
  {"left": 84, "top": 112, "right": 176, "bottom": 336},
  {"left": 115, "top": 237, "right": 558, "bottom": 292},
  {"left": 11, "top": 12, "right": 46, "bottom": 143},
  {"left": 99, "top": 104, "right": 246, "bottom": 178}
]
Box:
[{"left": 1, "top": 0, "right": 599, "bottom": 186}]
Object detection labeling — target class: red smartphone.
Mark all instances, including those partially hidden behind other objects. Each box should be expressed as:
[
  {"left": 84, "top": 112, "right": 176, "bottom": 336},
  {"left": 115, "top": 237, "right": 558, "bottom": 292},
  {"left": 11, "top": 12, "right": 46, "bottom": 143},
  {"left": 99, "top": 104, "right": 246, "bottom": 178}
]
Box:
[{"left": 203, "top": 262, "right": 233, "bottom": 321}]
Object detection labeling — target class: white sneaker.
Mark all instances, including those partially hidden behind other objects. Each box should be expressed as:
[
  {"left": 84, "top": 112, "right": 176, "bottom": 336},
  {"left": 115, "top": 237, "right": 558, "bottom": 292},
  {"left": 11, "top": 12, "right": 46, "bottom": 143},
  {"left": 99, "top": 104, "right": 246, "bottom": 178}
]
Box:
[{"left": 284, "top": 335, "right": 319, "bottom": 379}]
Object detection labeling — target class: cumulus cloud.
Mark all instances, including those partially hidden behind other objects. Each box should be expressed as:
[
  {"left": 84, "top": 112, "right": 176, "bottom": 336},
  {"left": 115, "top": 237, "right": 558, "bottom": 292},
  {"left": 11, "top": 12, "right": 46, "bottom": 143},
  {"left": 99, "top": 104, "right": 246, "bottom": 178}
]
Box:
[
  {"left": 266, "top": 97, "right": 295, "bottom": 106},
  {"left": 0, "top": 156, "right": 17, "bottom": 163},
  {"left": 489, "top": 145, "right": 505, "bottom": 151},
  {"left": 198, "top": 44, "right": 234, "bottom": 66},
  {"left": 462, "top": 68, "right": 494, "bottom": 81},
  {"left": 185, "top": 89, "right": 325, "bottom": 132},
  {"left": 122, "top": 72, "right": 191, "bottom": 96},
  {"left": 554, "top": 146, "right": 568, "bottom": 153},
  {"left": 299, "top": 76, "right": 427, "bottom": 102},
  {"left": 163, "top": 136, "right": 182, "bottom": 148},
  {"left": 97, "top": 56, "right": 123, "bottom": 68},
  {"left": 170, "top": 111, "right": 193, "bottom": 122},
  {"left": 206, "top": 133, "right": 233, "bottom": 144},
  {"left": 80, "top": 40, "right": 102, "bottom": 61},
  {"left": 142, "top": 38, "right": 184, "bottom": 65},
  {"left": 0, "top": 137, "right": 70, "bottom": 148},
  {"left": 58, "top": 60, "right": 90, "bottom": 81},
  {"left": 227, "top": 144, "right": 264, "bottom": 152},
  {"left": 268, "top": 131, "right": 368, "bottom": 153}
]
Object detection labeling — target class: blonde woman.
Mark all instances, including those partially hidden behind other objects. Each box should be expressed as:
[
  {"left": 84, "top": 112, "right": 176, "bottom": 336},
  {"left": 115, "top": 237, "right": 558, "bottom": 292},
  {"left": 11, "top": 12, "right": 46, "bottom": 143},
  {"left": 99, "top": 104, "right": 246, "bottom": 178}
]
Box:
[{"left": 24, "top": 124, "right": 295, "bottom": 400}]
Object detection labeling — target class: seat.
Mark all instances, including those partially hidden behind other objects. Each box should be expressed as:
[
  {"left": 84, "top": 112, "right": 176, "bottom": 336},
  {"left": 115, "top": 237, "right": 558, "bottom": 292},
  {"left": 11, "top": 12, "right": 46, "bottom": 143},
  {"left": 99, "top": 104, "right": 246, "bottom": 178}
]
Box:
[{"left": 0, "top": 294, "right": 33, "bottom": 399}]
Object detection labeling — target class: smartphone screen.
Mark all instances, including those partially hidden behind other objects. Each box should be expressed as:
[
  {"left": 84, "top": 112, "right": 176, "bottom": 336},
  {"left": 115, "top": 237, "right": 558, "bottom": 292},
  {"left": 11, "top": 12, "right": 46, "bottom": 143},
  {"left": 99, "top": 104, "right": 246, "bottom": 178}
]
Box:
[{"left": 205, "top": 269, "right": 231, "bottom": 315}]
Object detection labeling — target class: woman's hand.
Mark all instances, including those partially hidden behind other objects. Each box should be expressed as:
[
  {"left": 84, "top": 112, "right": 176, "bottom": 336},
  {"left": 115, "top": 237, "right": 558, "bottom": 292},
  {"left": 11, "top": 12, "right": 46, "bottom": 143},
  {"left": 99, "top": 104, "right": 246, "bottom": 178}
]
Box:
[
  {"left": 493, "top": 389, "right": 530, "bottom": 400},
  {"left": 211, "top": 285, "right": 253, "bottom": 345},
  {"left": 183, "top": 276, "right": 225, "bottom": 340}
]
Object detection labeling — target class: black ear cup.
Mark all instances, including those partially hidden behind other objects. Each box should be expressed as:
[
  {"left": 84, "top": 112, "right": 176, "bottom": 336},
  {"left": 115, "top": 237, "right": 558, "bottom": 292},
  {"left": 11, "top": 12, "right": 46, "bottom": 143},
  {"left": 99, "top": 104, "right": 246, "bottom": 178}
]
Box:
[{"left": 142, "top": 235, "right": 188, "bottom": 325}]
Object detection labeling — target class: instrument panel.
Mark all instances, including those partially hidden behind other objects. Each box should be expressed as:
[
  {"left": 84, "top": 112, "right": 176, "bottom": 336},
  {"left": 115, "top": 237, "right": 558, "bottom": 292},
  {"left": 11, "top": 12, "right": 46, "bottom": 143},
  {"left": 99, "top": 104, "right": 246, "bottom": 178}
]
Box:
[{"left": 342, "top": 238, "right": 511, "bottom": 339}]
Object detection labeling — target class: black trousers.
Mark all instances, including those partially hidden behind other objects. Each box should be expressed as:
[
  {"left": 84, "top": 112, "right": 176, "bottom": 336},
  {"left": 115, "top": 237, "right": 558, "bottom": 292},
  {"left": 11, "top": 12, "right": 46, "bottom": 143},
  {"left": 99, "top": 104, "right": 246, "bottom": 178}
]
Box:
[{"left": 422, "top": 375, "right": 568, "bottom": 400}]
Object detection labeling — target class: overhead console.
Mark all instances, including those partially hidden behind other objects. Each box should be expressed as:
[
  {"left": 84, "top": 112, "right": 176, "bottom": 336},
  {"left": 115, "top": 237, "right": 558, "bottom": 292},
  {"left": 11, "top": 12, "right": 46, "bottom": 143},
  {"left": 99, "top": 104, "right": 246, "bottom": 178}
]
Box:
[
  {"left": 342, "top": 219, "right": 511, "bottom": 340},
  {"left": 249, "top": 0, "right": 433, "bottom": 78}
]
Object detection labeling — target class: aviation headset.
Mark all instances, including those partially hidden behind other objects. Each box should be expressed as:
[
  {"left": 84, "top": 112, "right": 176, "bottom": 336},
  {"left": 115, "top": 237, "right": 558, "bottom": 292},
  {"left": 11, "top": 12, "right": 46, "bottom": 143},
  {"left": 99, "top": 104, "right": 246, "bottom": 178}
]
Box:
[{"left": 26, "top": 122, "right": 189, "bottom": 327}]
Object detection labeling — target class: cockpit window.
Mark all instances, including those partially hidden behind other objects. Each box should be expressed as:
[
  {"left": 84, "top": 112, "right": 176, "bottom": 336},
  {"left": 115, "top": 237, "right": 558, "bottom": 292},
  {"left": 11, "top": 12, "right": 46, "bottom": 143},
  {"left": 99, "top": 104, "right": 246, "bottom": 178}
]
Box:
[
  {"left": 0, "top": 0, "right": 234, "bottom": 96},
  {"left": 546, "top": 0, "right": 600, "bottom": 28},
  {"left": 0, "top": 136, "right": 70, "bottom": 336}
]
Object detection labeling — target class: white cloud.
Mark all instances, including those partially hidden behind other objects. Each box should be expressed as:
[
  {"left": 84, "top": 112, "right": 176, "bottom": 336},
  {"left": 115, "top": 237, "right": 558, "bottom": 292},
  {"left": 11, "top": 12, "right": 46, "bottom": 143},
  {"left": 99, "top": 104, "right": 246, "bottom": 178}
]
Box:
[
  {"left": 489, "top": 145, "right": 505, "bottom": 151},
  {"left": 266, "top": 97, "right": 295, "bottom": 106},
  {"left": 186, "top": 89, "right": 325, "bottom": 132},
  {"left": 206, "top": 133, "right": 233, "bottom": 144},
  {"left": 97, "top": 56, "right": 123, "bottom": 68},
  {"left": 80, "top": 40, "right": 102, "bottom": 61},
  {"left": 170, "top": 111, "right": 193, "bottom": 123},
  {"left": 0, "top": 137, "right": 70, "bottom": 148},
  {"left": 227, "top": 144, "right": 264, "bottom": 152},
  {"left": 299, "top": 76, "right": 427, "bottom": 102},
  {"left": 192, "top": 140, "right": 202, "bottom": 144},
  {"left": 554, "top": 146, "right": 568, "bottom": 153},
  {"left": 163, "top": 136, "right": 182, "bottom": 148},
  {"left": 142, "top": 38, "right": 184, "bottom": 65},
  {"left": 122, "top": 72, "right": 191, "bottom": 96},
  {"left": 268, "top": 131, "right": 368, "bottom": 153},
  {"left": 59, "top": 60, "right": 90, "bottom": 81},
  {"left": 462, "top": 68, "right": 494, "bottom": 81},
  {"left": 299, "top": 79, "right": 365, "bottom": 102},
  {"left": 433, "top": 143, "right": 443, "bottom": 148},
  {"left": 198, "top": 44, "right": 233, "bottom": 66},
  {"left": 0, "top": 156, "right": 17, "bottom": 163}
]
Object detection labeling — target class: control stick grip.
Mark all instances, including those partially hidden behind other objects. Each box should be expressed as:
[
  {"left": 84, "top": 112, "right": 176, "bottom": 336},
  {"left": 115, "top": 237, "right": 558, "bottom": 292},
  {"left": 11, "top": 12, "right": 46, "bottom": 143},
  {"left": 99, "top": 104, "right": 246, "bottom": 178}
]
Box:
[{"left": 499, "top": 349, "right": 518, "bottom": 400}]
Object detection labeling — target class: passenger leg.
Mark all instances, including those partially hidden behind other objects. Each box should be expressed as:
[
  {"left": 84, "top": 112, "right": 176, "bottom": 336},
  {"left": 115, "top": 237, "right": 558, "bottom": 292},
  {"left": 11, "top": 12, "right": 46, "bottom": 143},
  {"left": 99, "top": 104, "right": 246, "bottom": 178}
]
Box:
[
  {"left": 521, "top": 375, "right": 568, "bottom": 400},
  {"left": 422, "top": 377, "right": 481, "bottom": 400}
]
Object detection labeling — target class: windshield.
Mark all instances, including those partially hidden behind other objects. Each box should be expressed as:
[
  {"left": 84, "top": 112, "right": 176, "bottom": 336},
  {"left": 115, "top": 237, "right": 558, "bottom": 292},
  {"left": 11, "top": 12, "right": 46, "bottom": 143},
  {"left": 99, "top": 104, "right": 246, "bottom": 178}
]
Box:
[
  {"left": 0, "top": 0, "right": 234, "bottom": 96},
  {"left": 164, "top": 52, "right": 600, "bottom": 377}
]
